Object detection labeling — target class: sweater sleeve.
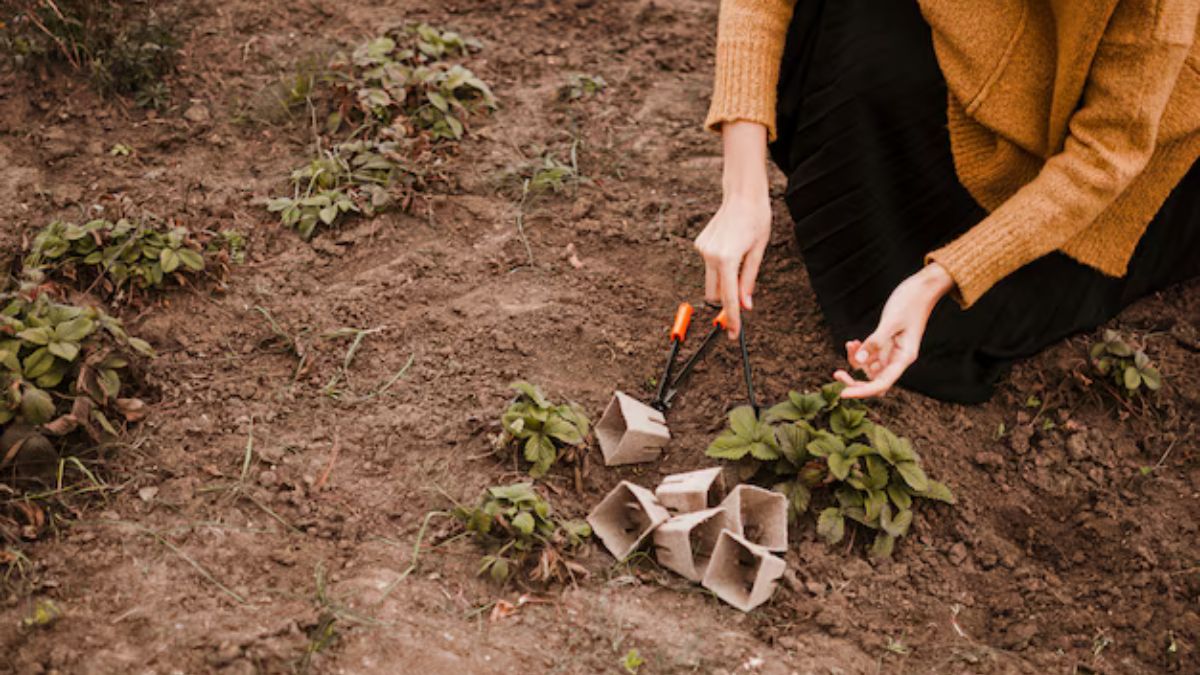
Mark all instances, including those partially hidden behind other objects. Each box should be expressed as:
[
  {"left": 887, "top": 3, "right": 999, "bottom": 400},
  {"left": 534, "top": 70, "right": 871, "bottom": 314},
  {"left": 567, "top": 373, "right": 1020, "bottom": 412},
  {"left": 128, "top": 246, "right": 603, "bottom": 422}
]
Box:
[
  {"left": 928, "top": 0, "right": 1200, "bottom": 308},
  {"left": 704, "top": 0, "right": 797, "bottom": 141}
]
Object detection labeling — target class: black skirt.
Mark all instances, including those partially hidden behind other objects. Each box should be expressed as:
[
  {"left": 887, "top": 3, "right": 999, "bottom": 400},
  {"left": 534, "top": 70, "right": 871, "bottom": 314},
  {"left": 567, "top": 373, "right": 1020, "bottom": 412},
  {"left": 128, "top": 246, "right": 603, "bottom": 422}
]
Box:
[{"left": 769, "top": 0, "right": 1200, "bottom": 403}]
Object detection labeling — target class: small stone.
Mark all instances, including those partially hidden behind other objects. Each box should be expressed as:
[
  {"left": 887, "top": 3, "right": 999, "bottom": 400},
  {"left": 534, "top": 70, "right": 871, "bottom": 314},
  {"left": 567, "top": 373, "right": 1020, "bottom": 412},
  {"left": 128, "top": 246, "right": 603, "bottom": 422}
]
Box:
[
  {"left": 973, "top": 451, "right": 1006, "bottom": 470},
  {"left": 948, "top": 542, "right": 968, "bottom": 565},
  {"left": 1008, "top": 425, "right": 1034, "bottom": 454},
  {"left": 804, "top": 580, "right": 826, "bottom": 596},
  {"left": 1066, "top": 433, "right": 1089, "bottom": 461},
  {"left": 1003, "top": 621, "right": 1038, "bottom": 650},
  {"left": 184, "top": 104, "right": 211, "bottom": 124},
  {"left": 137, "top": 486, "right": 159, "bottom": 502}
]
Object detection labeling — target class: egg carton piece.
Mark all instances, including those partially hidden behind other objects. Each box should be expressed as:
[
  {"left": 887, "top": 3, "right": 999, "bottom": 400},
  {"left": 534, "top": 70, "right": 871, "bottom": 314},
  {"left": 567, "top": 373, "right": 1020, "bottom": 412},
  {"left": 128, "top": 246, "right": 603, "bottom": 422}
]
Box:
[
  {"left": 652, "top": 506, "right": 734, "bottom": 582},
  {"left": 587, "top": 481, "right": 670, "bottom": 561},
  {"left": 595, "top": 391, "right": 670, "bottom": 466},
  {"left": 719, "top": 484, "right": 789, "bottom": 552},
  {"left": 655, "top": 466, "right": 725, "bottom": 514},
  {"left": 701, "top": 529, "right": 787, "bottom": 612}
]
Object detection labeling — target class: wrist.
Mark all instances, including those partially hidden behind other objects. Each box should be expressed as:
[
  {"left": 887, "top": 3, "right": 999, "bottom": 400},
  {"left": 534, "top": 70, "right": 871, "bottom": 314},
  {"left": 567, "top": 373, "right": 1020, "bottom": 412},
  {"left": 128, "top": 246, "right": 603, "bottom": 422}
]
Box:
[
  {"left": 918, "top": 262, "right": 955, "bottom": 296},
  {"left": 720, "top": 121, "right": 769, "bottom": 200}
]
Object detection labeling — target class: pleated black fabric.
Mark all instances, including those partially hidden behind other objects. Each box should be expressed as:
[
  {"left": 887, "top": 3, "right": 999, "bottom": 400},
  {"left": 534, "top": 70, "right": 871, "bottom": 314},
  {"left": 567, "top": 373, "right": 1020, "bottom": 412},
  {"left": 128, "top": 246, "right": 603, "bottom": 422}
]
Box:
[{"left": 769, "top": 0, "right": 1200, "bottom": 403}]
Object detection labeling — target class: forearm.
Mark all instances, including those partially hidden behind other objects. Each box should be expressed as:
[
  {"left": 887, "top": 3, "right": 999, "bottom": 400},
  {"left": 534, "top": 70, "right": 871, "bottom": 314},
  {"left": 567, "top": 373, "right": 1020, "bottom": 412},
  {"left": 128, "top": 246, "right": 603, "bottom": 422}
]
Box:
[{"left": 721, "top": 121, "right": 770, "bottom": 200}]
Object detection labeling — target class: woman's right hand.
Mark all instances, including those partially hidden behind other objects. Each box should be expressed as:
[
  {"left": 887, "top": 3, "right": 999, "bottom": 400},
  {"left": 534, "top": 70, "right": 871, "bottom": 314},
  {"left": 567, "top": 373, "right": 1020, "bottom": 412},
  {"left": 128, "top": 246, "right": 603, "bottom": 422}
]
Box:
[{"left": 694, "top": 121, "right": 772, "bottom": 339}]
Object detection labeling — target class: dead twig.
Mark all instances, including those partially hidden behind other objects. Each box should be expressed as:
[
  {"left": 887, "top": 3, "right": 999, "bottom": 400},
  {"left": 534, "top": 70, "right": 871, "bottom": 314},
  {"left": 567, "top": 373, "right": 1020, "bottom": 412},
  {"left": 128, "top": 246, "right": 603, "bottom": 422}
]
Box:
[{"left": 314, "top": 430, "right": 340, "bottom": 491}]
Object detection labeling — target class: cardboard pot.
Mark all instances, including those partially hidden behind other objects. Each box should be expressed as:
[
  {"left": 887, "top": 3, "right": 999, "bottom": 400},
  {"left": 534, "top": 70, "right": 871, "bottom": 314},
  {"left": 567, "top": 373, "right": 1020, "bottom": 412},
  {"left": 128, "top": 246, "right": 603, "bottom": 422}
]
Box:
[
  {"left": 595, "top": 391, "right": 670, "bottom": 466},
  {"left": 587, "top": 481, "right": 670, "bottom": 561}
]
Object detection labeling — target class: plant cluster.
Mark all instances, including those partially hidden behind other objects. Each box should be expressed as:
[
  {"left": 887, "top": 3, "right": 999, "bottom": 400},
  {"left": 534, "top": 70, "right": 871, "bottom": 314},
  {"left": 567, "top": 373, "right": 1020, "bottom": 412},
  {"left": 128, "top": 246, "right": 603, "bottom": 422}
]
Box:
[
  {"left": 268, "top": 140, "right": 419, "bottom": 239},
  {"left": 1, "top": 1, "right": 178, "bottom": 108},
  {"left": 23, "top": 218, "right": 213, "bottom": 301},
  {"left": 559, "top": 73, "right": 607, "bottom": 101},
  {"left": 1089, "top": 329, "right": 1162, "bottom": 395},
  {"left": 453, "top": 482, "right": 591, "bottom": 584},
  {"left": 705, "top": 383, "right": 955, "bottom": 559},
  {"left": 0, "top": 276, "right": 152, "bottom": 446},
  {"left": 497, "top": 381, "right": 590, "bottom": 478},
  {"left": 265, "top": 23, "right": 496, "bottom": 240}
]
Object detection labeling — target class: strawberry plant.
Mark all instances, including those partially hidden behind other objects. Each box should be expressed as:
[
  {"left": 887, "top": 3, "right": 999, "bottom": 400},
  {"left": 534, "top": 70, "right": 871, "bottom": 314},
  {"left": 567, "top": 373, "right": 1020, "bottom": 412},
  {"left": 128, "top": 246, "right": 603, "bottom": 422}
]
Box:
[
  {"left": 452, "top": 482, "right": 591, "bottom": 584},
  {"left": 0, "top": 274, "right": 153, "bottom": 459},
  {"left": 327, "top": 24, "right": 496, "bottom": 141},
  {"left": 497, "top": 381, "right": 590, "bottom": 478},
  {"left": 24, "top": 218, "right": 210, "bottom": 301},
  {"left": 706, "top": 383, "right": 954, "bottom": 559},
  {"left": 267, "top": 139, "right": 419, "bottom": 239},
  {"left": 1089, "top": 329, "right": 1162, "bottom": 395}
]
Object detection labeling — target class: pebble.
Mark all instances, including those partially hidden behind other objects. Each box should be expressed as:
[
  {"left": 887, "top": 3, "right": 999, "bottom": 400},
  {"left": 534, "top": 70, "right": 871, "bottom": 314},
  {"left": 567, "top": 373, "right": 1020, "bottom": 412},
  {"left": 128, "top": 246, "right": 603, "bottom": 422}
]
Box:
[
  {"left": 184, "top": 104, "right": 211, "bottom": 123},
  {"left": 973, "top": 451, "right": 1006, "bottom": 470}
]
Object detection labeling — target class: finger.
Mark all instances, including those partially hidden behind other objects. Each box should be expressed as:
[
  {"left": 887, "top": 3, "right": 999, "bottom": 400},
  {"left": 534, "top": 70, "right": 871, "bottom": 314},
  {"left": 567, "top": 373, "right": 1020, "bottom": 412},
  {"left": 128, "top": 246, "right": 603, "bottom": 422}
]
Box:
[
  {"left": 704, "top": 260, "right": 718, "bottom": 305},
  {"left": 838, "top": 358, "right": 908, "bottom": 398},
  {"left": 739, "top": 245, "right": 765, "bottom": 311},
  {"left": 719, "top": 260, "right": 741, "bottom": 338},
  {"left": 858, "top": 329, "right": 895, "bottom": 370},
  {"left": 845, "top": 340, "right": 862, "bottom": 368},
  {"left": 833, "top": 369, "right": 857, "bottom": 387}
]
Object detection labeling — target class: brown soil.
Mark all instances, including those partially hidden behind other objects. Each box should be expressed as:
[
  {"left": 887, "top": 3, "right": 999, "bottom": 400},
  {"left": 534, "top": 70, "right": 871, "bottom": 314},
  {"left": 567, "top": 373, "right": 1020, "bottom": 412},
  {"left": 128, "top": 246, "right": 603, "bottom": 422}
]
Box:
[{"left": 1, "top": 1, "right": 1198, "bottom": 673}]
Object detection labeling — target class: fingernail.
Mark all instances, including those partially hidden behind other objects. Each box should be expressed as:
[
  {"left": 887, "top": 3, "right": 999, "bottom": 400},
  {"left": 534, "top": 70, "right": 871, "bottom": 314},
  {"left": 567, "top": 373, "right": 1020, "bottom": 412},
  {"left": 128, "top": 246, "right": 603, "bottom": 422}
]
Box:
[{"left": 856, "top": 350, "right": 869, "bottom": 363}]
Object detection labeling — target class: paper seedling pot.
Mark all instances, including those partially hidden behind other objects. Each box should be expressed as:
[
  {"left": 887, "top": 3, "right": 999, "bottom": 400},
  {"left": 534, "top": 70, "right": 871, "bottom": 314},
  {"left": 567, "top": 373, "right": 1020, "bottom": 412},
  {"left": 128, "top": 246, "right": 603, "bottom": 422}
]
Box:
[
  {"left": 587, "top": 481, "right": 670, "bottom": 561},
  {"left": 720, "top": 484, "right": 789, "bottom": 552},
  {"left": 652, "top": 507, "right": 733, "bottom": 582},
  {"left": 701, "top": 529, "right": 787, "bottom": 612},
  {"left": 655, "top": 467, "right": 725, "bottom": 514},
  {"left": 595, "top": 391, "right": 671, "bottom": 466}
]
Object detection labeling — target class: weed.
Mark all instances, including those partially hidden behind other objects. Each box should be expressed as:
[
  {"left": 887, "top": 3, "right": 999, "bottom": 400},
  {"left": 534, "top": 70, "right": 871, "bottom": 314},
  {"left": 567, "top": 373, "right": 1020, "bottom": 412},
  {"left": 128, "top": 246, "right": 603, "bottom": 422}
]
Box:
[
  {"left": 453, "top": 481, "right": 591, "bottom": 585},
  {"left": 560, "top": 73, "right": 607, "bottom": 101},
  {"left": 496, "top": 381, "right": 589, "bottom": 478},
  {"left": 2, "top": 1, "right": 179, "bottom": 108},
  {"left": 267, "top": 140, "right": 418, "bottom": 239},
  {"left": 1089, "top": 329, "right": 1162, "bottom": 395},
  {"left": 0, "top": 274, "right": 152, "bottom": 451},
  {"left": 24, "top": 218, "right": 217, "bottom": 302},
  {"left": 20, "top": 598, "right": 60, "bottom": 629},
  {"left": 621, "top": 648, "right": 645, "bottom": 674},
  {"left": 705, "top": 382, "right": 954, "bottom": 559},
  {"left": 326, "top": 24, "right": 495, "bottom": 140}
]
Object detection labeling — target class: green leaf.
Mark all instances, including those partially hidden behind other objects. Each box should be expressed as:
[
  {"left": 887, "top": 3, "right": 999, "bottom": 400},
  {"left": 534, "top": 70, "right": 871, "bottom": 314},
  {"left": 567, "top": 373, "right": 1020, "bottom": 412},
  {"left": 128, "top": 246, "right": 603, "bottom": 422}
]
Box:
[
  {"left": 93, "top": 409, "right": 117, "bottom": 435},
  {"left": 749, "top": 441, "right": 780, "bottom": 461},
  {"left": 127, "top": 337, "right": 155, "bottom": 357},
  {"left": 23, "top": 347, "right": 55, "bottom": 380},
  {"left": 319, "top": 205, "right": 339, "bottom": 225},
  {"left": 510, "top": 381, "right": 549, "bottom": 408},
  {"left": 53, "top": 317, "right": 94, "bottom": 342},
  {"left": 869, "top": 424, "right": 902, "bottom": 464},
  {"left": 1123, "top": 366, "right": 1141, "bottom": 390},
  {"left": 881, "top": 508, "right": 913, "bottom": 538},
  {"left": 806, "top": 430, "right": 844, "bottom": 458},
  {"left": 817, "top": 507, "right": 845, "bottom": 545},
  {"left": 160, "top": 247, "right": 180, "bottom": 274},
  {"left": 830, "top": 406, "right": 869, "bottom": 437},
  {"left": 489, "top": 557, "right": 510, "bottom": 583},
  {"left": 864, "top": 455, "right": 889, "bottom": 490},
  {"left": 827, "top": 452, "right": 854, "bottom": 481},
  {"left": 1108, "top": 340, "right": 1133, "bottom": 357},
  {"left": 488, "top": 482, "right": 537, "bottom": 504},
  {"left": 916, "top": 480, "right": 956, "bottom": 504},
  {"left": 17, "top": 327, "right": 52, "bottom": 346},
  {"left": 887, "top": 483, "right": 913, "bottom": 510},
  {"left": 820, "top": 381, "right": 846, "bottom": 406},
  {"left": 775, "top": 423, "right": 810, "bottom": 465},
  {"left": 895, "top": 461, "right": 929, "bottom": 492},
  {"left": 869, "top": 532, "right": 895, "bottom": 559},
  {"left": 47, "top": 341, "right": 80, "bottom": 362},
  {"left": 706, "top": 432, "right": 750, "bottom": 460},
  {"left": 728, "top": 406, "right": 758, "bottom": 439},
  {"left": 1140, "top": 366, "right": 1162, "bottom": 391},
  {"left": 789, "top": 391, "right": 826, "bottom": 419},
  {"left": 511, "top": 511, "right": 535, "bottom": 536},
  {"left": 765, "top": 399, "right": 802, "bottom": 423},
  {"left": 98, "top": 368, "right": 121, "bottom": 399},
  {"left": 176, "top": 248, "right": 205, "bottom": 271},
  {"left": 543, "top": 414, "right": 584, "bottom": 445},
  {"left": 864, "top": 489, "right": 887, "bottom": 522},
  {"left": 20, "top": 386, "right": 55, "bottom": 425}
]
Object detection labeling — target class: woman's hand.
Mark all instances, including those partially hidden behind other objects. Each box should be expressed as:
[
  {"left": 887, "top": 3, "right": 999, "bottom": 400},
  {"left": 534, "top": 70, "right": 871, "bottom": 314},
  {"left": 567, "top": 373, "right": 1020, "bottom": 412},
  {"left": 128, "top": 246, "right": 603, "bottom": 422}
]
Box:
[
  {"left": 835, "top": 262, "right": 955, "bottom": 398},
  {"left": 695, "top": 121, "right": 772, "bottom": 339}
]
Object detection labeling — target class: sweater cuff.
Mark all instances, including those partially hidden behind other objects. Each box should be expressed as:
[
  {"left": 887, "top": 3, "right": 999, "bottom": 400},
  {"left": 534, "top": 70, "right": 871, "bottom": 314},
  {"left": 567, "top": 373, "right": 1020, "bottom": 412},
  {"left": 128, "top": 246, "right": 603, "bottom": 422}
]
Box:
[
  {"left": 705, "top": 40, "right": 781, "bottom": 141},
  {"left": 925, "top": 205, "right": 1034, "bottom": 309}
]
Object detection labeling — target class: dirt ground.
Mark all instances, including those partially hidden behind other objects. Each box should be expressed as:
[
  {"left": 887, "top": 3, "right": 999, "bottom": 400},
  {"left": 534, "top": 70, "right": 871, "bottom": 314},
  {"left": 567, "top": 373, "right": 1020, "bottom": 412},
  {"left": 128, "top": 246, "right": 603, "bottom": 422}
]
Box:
[{"left": 1, "top": 0, "right": 1198, "bottom": 673}]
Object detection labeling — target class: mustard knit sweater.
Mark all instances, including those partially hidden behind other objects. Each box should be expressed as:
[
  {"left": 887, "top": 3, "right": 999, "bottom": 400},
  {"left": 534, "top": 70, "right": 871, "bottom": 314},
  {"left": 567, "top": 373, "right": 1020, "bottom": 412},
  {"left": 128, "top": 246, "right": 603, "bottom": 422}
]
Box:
[{"left": 706, "top": 0, "right": 1200, "bottom": 307}]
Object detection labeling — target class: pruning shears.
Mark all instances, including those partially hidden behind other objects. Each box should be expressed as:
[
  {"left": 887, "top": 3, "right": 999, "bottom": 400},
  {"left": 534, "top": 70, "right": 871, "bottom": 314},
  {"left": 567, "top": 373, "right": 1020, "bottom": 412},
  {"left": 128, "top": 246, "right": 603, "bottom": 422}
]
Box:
[{"left": 650, "top": 302, "right": 758, "bottom": 414}]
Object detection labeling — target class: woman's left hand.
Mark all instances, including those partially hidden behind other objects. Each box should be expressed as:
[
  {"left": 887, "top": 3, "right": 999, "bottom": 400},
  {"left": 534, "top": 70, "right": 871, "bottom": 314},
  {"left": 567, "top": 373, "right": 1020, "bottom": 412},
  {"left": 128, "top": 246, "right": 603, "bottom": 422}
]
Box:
[{"left": 834, "top": 262, "right": 955, "bottom": 398}]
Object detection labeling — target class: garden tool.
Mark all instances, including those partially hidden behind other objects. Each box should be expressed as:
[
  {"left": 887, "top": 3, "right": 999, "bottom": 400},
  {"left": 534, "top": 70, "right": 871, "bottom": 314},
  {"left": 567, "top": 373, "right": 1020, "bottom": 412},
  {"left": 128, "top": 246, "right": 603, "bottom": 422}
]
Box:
[{"left": 656, "top": 304, "right": 758, "bottom": 414}]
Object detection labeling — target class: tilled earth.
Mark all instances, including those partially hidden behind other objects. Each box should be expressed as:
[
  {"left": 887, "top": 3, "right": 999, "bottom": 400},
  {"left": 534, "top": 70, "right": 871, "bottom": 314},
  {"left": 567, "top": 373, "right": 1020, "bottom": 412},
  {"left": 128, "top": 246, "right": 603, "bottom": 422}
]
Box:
[{"left": 1, "top": 1, "right": 1198, "bottom": 673}]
